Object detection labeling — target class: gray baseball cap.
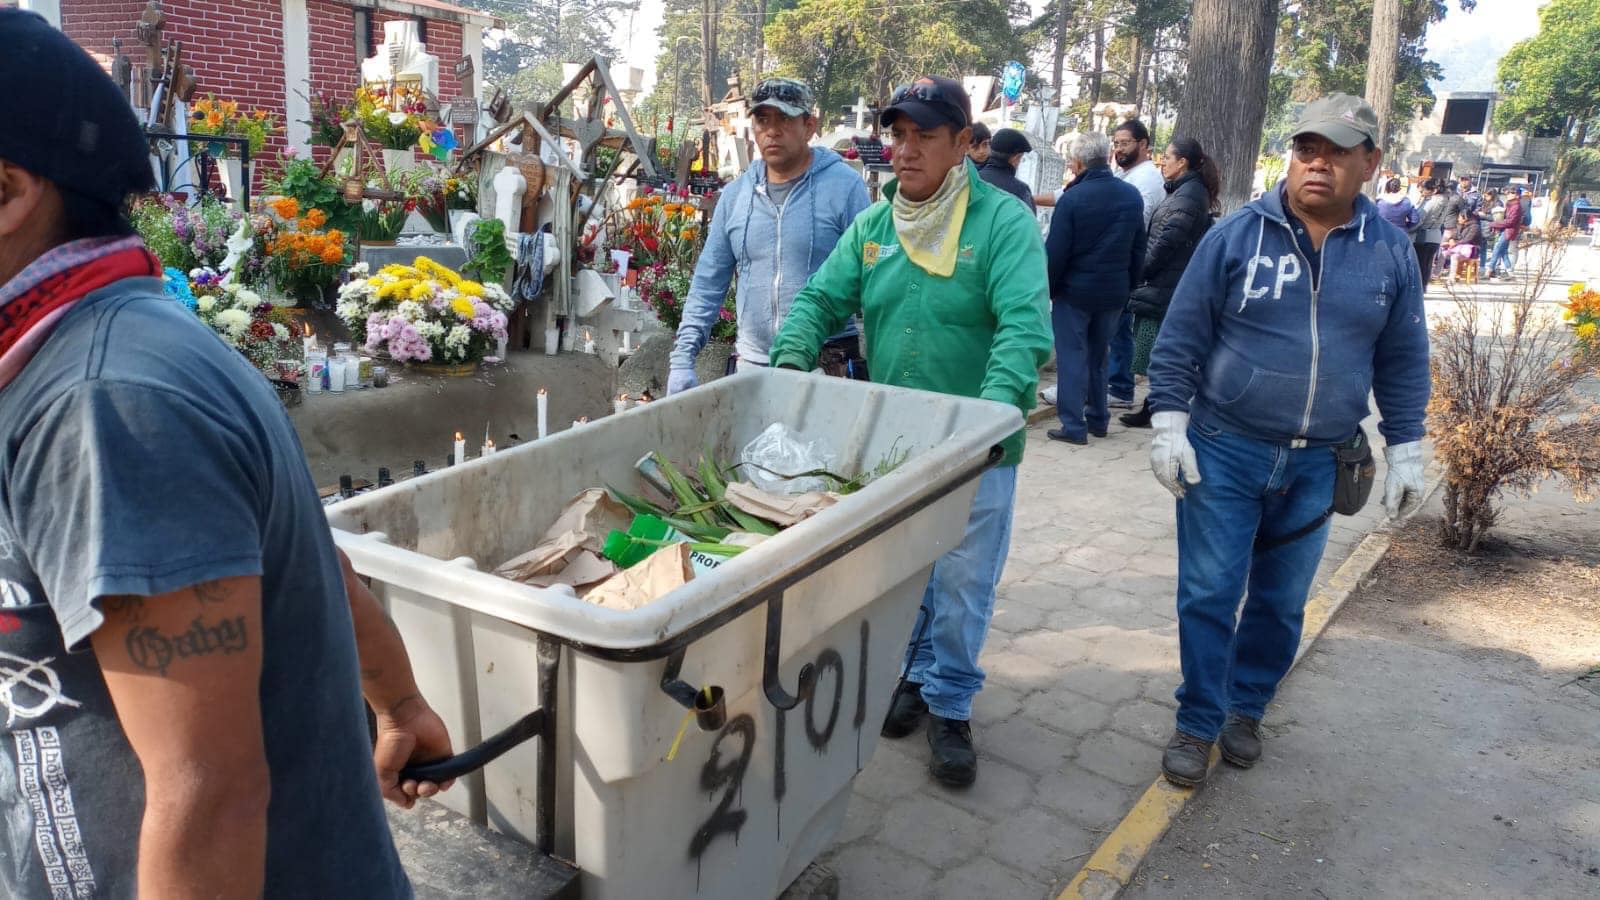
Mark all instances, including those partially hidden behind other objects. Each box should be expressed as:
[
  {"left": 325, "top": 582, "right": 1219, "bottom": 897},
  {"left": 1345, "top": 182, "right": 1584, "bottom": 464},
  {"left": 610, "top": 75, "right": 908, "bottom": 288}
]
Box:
[
  {"left": 750, "top": 78, "right": 815, "bottom": 117},
  {"left": 1292, "top": 93, "right": 1380, "bottom": 148}
]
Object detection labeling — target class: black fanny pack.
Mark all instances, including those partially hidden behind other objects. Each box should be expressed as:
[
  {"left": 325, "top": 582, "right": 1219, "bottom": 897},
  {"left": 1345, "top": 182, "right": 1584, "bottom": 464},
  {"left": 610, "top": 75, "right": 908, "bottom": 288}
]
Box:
[{"left": 1256, "top": 426, "right": 1375, "bottom": 550}]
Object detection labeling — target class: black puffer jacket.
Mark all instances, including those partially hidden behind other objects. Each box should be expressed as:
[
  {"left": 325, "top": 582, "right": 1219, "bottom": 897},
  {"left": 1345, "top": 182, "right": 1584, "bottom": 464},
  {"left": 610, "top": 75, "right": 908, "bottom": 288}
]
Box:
[{"left": 1128, "top": 171, "right": 1212, "bottom": 320}]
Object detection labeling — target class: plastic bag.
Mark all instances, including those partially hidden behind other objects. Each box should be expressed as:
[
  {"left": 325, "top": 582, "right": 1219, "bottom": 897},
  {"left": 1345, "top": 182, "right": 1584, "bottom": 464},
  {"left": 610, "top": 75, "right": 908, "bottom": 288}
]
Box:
[{"left": 740, "top": 423, "right": 837, "bottom": 495}]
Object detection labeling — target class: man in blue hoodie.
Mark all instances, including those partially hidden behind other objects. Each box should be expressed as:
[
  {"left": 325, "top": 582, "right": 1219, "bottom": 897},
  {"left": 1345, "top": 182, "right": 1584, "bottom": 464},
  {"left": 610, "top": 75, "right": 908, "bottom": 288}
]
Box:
[
  {"left": 668, "top": 79, "right": 871, "bottom": 391},
  {"left": 1144, "top": 94, "right": 1430, "bottom": 787}
]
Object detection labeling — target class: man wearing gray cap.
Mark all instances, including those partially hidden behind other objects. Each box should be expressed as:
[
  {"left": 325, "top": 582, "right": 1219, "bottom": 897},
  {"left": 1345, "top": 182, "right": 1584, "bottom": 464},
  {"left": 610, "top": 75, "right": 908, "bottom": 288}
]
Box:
[
  {"left": 0, "top": 10, "right": 450, "bottom": 896},
  {"left": 1144, "top": 93, "right": 1431, "bottom": 786},
  {"left": 978, "top": 128, "right": 1037, "bottom": 212},
  {"left": 669, "top": 78, "right": 870, "bottom": 391}
]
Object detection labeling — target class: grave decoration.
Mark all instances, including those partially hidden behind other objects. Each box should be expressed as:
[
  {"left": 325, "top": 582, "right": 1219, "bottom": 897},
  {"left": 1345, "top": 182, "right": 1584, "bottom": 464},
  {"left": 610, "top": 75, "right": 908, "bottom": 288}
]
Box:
[
  {"left": 336, "top": 258, "right": 513, "bottom": 370},
  {"left": 130, "top": 194, "right": 244, "bottom": 273}
]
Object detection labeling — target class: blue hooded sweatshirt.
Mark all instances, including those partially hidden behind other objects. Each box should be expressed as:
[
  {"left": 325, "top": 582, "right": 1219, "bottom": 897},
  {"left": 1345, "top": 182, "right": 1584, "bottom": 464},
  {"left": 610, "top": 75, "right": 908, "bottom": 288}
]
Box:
[
  {"left": 1146, "top": 185, "right": 1431, "bottom": 447},
  {"left": 671, "top": 147, "right": 871, "bottom": 368}
]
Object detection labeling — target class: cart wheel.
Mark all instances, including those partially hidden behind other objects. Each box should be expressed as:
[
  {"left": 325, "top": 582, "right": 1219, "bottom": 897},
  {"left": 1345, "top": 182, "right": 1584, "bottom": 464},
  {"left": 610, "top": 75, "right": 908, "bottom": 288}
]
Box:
[{"left": 779, "top": 862, "right": 839, "bottom": 900}]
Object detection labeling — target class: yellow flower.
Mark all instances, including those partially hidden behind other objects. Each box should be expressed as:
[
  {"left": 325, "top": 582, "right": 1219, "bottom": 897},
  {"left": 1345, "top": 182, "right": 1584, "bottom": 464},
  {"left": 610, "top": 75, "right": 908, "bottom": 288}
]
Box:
[
  {"left": 451, "top": 298, "right": 476, "bottom": 318},
  {"left": 1577, "top": 322, "right": 1598, "bottom": 342},
  {"left": 409, "top": 281, "right": 435, "bottom": 302},
  {"left": 1565, "top": 307, "right": 1578, "bottom": 321},
  {"left": 457, "top": 281, "right": 484, "bottom": 297}
]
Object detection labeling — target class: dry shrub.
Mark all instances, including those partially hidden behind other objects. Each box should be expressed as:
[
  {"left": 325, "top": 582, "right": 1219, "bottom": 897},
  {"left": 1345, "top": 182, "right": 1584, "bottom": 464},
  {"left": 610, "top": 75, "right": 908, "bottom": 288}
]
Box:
[{"left": 1427, "top": 229, "right": 1600, "bottom": 553}]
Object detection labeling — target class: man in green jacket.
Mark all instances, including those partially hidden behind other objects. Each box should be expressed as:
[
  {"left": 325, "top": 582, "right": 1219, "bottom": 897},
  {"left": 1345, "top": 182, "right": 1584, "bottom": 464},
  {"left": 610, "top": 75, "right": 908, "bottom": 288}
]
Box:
[{"left": 770, "top": 76, "right": 1052, "bottom": 787}]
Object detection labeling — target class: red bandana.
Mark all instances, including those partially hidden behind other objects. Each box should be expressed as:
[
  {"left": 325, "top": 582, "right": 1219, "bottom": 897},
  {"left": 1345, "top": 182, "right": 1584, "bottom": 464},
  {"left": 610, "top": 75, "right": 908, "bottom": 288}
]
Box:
[{"left": 0, "top": 244, "right": 161, "bottom": 358}]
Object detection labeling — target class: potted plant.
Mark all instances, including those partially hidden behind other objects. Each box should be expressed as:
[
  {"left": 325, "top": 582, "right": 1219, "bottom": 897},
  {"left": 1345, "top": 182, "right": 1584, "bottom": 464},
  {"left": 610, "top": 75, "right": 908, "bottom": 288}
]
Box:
[
  {"left": 336, "top": 257, "right": 514, "bottom": 374},
  {"left": 263, "top": 197, "right": 348, "bottom": 307},
  {"left": 188, "top": 95, "right": 278, "bottom": 201},
  {"left": 354, "top": 84, "right": 428, "bottom": 173}
]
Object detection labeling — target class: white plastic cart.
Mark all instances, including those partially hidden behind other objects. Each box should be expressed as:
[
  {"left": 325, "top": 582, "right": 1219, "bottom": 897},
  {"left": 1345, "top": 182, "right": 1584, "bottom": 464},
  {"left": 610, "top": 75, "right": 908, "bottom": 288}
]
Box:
[{"left": 328, "top": 368, "right": 1022, "bottom": 899}]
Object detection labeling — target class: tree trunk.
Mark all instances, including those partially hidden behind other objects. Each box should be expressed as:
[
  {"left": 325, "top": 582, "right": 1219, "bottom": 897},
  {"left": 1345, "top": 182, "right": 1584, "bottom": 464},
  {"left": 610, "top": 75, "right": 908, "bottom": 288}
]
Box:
[
  {"left": 1090, "top": 24, "right": 1104, "bottom": 107},
  {"left": 1175, "top": 0, "right": 1279, "bottom": 214},
  {"left": 1129, "top": 35, "right": 1145, "bottom": 108},
  {"left": 1051, "top": 0, "right": 1070, "bottom": 97},
  {"left": 754, "top": 0, "right": 767, "bottom": 76},
  {"left": 700, "top": 0, "right": 717, "bottom": 108},
  {"left": 1364, "top": 0, "right": 1403, "bottom": 158}
]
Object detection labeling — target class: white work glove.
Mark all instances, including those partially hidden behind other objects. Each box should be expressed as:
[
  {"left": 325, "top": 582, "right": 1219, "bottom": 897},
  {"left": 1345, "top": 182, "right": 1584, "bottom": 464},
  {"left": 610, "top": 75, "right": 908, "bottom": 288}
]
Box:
[
  {"left": 667, "top": 367, "right": 698, "bottom": 395},
  {"left": 1150, "top": 411, "right": 1202, "bottom": 499},
  {"left": 1382, "top": 440, "right": 1426, "bottom": 520}
]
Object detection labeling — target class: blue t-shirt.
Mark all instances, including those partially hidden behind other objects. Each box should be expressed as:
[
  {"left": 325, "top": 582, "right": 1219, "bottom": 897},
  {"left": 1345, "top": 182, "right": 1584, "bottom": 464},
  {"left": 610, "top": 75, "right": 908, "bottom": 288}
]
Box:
[{"left": 0, "top": 279, "right": 408, "bottom": 898}]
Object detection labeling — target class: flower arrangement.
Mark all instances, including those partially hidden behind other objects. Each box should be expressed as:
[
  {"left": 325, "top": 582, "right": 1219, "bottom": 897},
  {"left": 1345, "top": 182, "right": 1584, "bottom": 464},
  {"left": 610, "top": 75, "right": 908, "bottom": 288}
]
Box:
[
  {"left": 336, "top": 258, "right": 514, "bottom": 365},
  {"left": 354, "top": 84, "right": 429, "bottom": 151},
  {"left": 263, "top": 198, "right": 348, "bottom": 303},
  {"left": 444, "top": 172, "right": 477, "bottom": 211},
  {"left": 158, "top": 267, "right": 293, "bottom": 373},
  {"left": 1565, "top": 282, "right": 1599, "bottom": 349},
  {"left": 392, "top": 167, "right": 452, "bottom": 232},
  {"left": 591, "top": 185, "right": 703, "bottom": 269},
  {"left": 300, "top": 87, "right": 348, "bottom": 147},
  {"left": 264, "top": 156, "right": 363, "bottom": 237},
  {"left": 189, "top": 96, "right": 279, "bottom": 157},
  {"left": 132, "top": 195, "right": 245, "bottom": 273},
  {"left": 634, "top": 261, "right": 735, "bottom": 340}
]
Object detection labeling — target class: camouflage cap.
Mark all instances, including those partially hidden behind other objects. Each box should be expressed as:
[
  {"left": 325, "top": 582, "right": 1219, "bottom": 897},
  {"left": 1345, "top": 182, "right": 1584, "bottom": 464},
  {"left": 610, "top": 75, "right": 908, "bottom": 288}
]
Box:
[
  {"left": 751, "top": 78, "right": 815, "bottom": 117},
  {"left": 1292, "top": 93, "right": 1380, "bottom": 149}
]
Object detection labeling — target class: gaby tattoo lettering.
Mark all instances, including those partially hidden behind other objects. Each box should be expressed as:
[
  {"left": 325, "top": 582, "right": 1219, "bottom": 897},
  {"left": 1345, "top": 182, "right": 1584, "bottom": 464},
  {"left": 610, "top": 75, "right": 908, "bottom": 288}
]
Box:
[{"left": 125, "top": 616, "right": 249, "bottom": 676}]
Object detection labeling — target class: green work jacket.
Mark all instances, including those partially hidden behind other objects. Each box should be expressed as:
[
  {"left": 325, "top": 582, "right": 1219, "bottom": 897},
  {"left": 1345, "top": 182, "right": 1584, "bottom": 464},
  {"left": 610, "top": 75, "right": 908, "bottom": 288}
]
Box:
[{"left": 769, "top": 161, "right": 1052, "bottom": 466}]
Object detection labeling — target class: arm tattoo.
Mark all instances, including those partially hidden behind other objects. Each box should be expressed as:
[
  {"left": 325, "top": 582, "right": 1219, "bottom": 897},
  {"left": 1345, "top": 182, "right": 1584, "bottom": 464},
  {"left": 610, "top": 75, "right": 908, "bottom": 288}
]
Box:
[
  {"left": 102, "top": 597, "right": 146, "bottom": 623},
  {"left": 125, "top": 616, "right": 249, "bottom": 677},
  {"left": 193, "top": 582, "right": 229, "bottom": 606}
]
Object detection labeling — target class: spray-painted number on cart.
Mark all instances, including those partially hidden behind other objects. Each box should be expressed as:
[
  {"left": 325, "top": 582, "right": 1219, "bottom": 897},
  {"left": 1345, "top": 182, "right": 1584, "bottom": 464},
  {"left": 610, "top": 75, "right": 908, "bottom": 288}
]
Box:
[{"left": 689, "top": 620, "right": 872, "bottom": 858}]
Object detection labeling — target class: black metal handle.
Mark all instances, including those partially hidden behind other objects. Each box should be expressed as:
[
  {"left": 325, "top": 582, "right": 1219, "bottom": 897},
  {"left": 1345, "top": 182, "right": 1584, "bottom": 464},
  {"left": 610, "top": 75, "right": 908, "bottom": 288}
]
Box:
[
  {"left": 399, "top": 708, "right": 545, "bottom": 784},
  {"left": 660, "top": 650, "right": 727, "bottom": 731},
  {"left": 761, "top": 595, "right": 818, "bottom": 710}
]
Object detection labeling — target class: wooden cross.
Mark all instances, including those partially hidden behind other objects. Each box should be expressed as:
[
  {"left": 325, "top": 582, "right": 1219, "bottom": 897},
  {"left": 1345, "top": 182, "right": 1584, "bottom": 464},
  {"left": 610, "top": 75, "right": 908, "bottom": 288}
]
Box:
[{"left": 317, "top": 120, "right": 404, "bottom": 202}]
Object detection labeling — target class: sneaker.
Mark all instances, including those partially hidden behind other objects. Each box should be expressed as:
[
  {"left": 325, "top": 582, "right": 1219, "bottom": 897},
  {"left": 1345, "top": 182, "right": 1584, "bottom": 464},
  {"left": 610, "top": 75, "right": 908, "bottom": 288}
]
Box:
[
  {"left": 1161, "top": 730, "right": 1213, "bottom": 787},
  {"left": 1039, "top": 385, "right": 1058, "bottom": 406},
  {"left": 880, "top": 679, "right": 927, "bottom": 738},
  {"left": 1047, "top": 428, "right": 1087, "bottom": 445},
  {"left": 1218, "top": 713, "right": 1262, "bottom": 768},
  {"left": 926, "top": 715, "right": 977, "bottom": 787},
  {"left": 1108, "top": 396, "right": 1135, "bottom": 409}
]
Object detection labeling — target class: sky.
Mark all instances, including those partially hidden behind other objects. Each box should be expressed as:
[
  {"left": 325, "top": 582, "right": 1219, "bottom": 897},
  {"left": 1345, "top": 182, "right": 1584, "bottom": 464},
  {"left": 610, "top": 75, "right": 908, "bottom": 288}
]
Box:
[{"left": 611, "top": 0, "right": 1547, "bottom": 99}]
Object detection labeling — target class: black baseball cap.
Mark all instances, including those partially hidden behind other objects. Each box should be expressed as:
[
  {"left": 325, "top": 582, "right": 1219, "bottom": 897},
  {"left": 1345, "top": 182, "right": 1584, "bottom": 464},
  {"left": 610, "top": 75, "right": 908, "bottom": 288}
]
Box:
[
  {"left": 990, "top": 128, "right": 1032, "bottom": 156},
  {"left": 881, "top": 76, "right": 971, "bottom": 131},
  {"left": 0, "top": 9, "right": 153, "bottom": 209}
]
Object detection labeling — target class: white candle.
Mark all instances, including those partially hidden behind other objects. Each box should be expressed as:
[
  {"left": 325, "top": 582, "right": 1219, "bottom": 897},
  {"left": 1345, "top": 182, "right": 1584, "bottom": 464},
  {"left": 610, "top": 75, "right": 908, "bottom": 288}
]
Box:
[
  {"left": 453, "top": 431, "right": 466, "bottom": 466},
  {"left": 328, "top": 356, "right": 347, "bottom": 392},
  {"left": 583, "top": 330, "right": 596, "bottom": 355},
  {"left": 613, "top": 393, "right": 628, "bottom": 416},
  {"left": 482, "top": 438, "right": 496, "bottom": 457},
  {"left": 544, "top": 328, "right": 560, "bottom": 355},
  {"left": 571, "top": 419, "right": 582, "bottom": 430},
  {"left": 537, "top": 389, "right": 549, "bottom": 440},
  {"left": 302, "top": 324, "right": 316, "bottom": 355},
  {"left": 621, "top": 331, "right": 632, "bottom": 353}
]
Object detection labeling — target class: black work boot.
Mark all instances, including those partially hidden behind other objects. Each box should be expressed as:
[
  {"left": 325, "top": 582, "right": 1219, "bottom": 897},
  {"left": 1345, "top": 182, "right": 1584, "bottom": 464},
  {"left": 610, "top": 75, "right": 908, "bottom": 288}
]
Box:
[
  {"left": 926, "top": 715, "right": 977, "bottom": 787},
  {"left": 880, "top": 679, "right": 927, "bottom": 738},
  {"left": 1161, "top": 730, "right": 1214, "bottom": 787},
  {"left": 1119, "top": 399, "right": 1153, "bottom": 429},
  {"left": 1219, "top": 713, "right": 1263, "bottom": 768}
]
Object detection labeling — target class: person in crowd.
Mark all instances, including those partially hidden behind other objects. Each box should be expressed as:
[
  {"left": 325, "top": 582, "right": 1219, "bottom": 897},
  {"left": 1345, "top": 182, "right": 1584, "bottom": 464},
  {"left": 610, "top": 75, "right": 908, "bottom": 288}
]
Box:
[
  {"left": 0, "top": 11, "right": 453, "bottom": 896},
  {"left": 1458, "top": 174, "right": 1481, "bottom": 216},
  {"left": 978, "top": 128, "right": 1037, "bottom": 212},
  {"left": 1375, "top": 177, "right": 1416, "bottom": 231},
  {"left": 1042, "top": 131, "right": 1146, "bottom": 445},
  {"left": 1486, "top": 185, "right": 1525, "bottom": 279},
  {"left": 1441, "top": 210, "right": 1482, "bottom": 283},
  {"left": 669, "top": 78, "right": 871, "bottom": 392},
  {"left": 1105, "top": 119, "right": 1167, "bottom": 411},
  {"left": 1120, "top": 137, "right": 1221, "bottom": 429},
  {"left": 769, "top": 76, "right": 1052, "bottom": 788},
  {"left": 968, "top": 121, "right": 993, "bottom": 167},
  {"left": 1144, "top": 93, "right": 1430, "bottom": 787},
  {"left": 1439, "top": 179, "right": 1462, "bottom": 225},
  {"left": 1411, "top": 178, "right": 1449, "bottom": 285}
]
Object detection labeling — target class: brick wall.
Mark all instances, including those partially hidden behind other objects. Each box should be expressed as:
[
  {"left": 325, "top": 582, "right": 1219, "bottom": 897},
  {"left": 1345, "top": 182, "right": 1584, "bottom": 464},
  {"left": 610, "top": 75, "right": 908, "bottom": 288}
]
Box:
[
  {"left": 306, "top": 0, "right": 359, "bottom": 164},
  {"left": 63, "top": 0, "right": 289, "bottom": 188}
]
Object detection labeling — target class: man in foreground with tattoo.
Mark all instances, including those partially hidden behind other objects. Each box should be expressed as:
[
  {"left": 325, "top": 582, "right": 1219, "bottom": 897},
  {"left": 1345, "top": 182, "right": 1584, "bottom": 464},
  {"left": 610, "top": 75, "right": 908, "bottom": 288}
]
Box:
[{"left": 0, "top": 11, "right": 450, "bottom": 897}]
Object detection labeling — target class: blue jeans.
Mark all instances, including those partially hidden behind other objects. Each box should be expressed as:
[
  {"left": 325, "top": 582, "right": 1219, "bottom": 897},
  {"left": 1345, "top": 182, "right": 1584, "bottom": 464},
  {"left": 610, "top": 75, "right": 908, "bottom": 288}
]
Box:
[
  {"left": 1052, "top": 303, "right": 1121, "bottom": 439},
  {"left": 903, "top": 466, "right": 1017, "bottom": 721},
  {"left": 1487, "top": 234, "right": 1512, "bottom": 275},
  {"left": 1173, "top": 422, "right": 1336, "bottom": 741},
  {"left": 1107, "top": 308, "right": 1135, "bottom": 402}
]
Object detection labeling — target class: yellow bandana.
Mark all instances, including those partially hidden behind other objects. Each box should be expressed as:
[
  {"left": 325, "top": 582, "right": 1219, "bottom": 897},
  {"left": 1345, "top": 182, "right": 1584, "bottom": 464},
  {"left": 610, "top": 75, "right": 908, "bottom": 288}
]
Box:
[{"left": 891, "top": 163, "right": 970, "bottom": 277}]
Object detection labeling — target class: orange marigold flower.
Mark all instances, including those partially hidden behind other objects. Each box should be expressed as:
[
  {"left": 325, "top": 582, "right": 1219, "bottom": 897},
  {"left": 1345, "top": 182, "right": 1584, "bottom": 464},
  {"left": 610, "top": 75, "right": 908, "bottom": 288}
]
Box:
[
  {"left": 320, "top": 246, "right": 343, "bottom": 264},
  {"left": 270, "top": 197, "right": 299, "bottom": 220},
  {"left": 304, "top": 208, "right": 327, "bottom": 228}
]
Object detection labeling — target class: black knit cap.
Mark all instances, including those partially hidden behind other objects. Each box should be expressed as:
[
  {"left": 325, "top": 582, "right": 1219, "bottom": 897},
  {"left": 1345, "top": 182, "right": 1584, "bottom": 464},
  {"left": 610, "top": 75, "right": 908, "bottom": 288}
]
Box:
[{"left": 0, "top": 9, "right": 154, "bottom": 209}]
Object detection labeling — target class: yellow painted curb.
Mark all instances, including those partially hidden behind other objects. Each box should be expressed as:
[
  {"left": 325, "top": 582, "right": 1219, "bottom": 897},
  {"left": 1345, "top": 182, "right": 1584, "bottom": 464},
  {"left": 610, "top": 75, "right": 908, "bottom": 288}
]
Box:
[{"left": 1052, "top": 477, "right": 1439, "bottom": 900}]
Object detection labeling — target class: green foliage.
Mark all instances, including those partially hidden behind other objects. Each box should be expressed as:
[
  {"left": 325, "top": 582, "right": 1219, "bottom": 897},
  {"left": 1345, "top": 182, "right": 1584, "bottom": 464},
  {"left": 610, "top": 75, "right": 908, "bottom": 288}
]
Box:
[
  {"left": 1493, "top": 0, "right": 1600, "bottom": 141},
  {"left": 1270, "top": 0, "right": 1470, "bottom": 150},
  {"left": 762, "top": 0, "right": 1029, "bottom": 117},
  {"left": 455, "top": 0, "right": 638, "bottom": 107},
  {"left": 263, "top": 157, "right": 362, "bottom": 236},
  {"left": 463, "top": 219, "right": 514, "bottom": 285}
]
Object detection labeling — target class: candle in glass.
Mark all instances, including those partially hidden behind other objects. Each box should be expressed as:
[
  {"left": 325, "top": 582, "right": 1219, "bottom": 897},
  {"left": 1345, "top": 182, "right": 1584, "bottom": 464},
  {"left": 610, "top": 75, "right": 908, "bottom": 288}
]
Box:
[
  {"left": 453, "top": 431, "right": 466, "bottom": 466},
  {"left": 537, "top": 389, "right": 548, "bottom": 439}
]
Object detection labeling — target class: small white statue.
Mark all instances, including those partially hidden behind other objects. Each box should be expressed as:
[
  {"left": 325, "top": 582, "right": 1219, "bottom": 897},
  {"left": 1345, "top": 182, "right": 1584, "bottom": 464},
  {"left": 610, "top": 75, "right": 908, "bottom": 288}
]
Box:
[{"left": 361, "top": 21, "right": 440, "bottom": 94}]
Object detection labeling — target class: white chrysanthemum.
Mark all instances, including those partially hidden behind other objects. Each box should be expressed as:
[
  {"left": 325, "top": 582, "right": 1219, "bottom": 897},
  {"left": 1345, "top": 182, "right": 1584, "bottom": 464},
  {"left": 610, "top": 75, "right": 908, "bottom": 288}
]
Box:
[
  {"left": 214, "top": 308, "right": 251, "bottom": 340},
  {"left": 396, "top": 300, "right": 424, "bottom": 321},
  {"left": 196, "top": 296, "right": 217, "bottom": 313},
  {"left": 416, "top": 321, "right": 445, "bottom": 341},
  {"left": 234, "top": 289, "right": 261, "bottom": 308},
  {"left": 272, "top": 323, "right": 289, "bottom": 340},
  {"left": 349, "top": 262, "right": 370, "bottom": 277},
  {"left": 444, "top": 325, "right": 470, "bottom": 350}
]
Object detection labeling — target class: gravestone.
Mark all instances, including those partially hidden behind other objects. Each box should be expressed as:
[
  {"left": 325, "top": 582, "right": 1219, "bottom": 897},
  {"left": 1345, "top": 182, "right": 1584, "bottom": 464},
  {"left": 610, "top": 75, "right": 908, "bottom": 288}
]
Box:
[{"left": 362, "top": 21, "right": 440, "bottom": 94}]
